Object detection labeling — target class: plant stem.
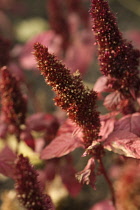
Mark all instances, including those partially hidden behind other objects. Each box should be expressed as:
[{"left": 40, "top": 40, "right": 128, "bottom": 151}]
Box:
[{"left": 98, "top": 156, "right": 116, "bottom": 208}]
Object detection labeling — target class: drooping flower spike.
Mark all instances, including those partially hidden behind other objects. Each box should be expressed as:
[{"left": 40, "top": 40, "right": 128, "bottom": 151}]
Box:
[
  {"left": 90, "top": 0, "right": 140, "bottom": 98},
  {"left": 0, "top": 66, "right": 27, "bottom": 138},
  {"left": 15, "top": 155, "right": 54, "bottom": 210},
  {"left": 34, "top": 43, "right": 100, "bottom": 148}
]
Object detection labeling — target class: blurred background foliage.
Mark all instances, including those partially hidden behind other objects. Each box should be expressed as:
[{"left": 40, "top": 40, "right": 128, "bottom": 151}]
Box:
[{"left": 0, "top": 0, "right": 140, "bottom": 209}]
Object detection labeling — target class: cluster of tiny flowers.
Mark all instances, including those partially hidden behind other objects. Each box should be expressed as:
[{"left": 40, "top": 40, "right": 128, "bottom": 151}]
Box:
[
  {"left": 15, "top": 155, "right": 54, "bottom": 210},
  {"left": 0, "top": 36, "right": 10, "bottom": 67},
  {"left": 34, "top": 43, "right": 100, "bottom": 148},
  {"left": 0, "top": 66, "right": 27, "bottom": 135},
  {"left": 90, "top": 0, "right": 140, "bottom": 98}
]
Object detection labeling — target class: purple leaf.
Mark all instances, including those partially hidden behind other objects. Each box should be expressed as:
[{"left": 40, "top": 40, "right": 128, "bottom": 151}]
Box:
[
  {"left": 64, "top": 30, "right": 95, "bottom": 75},
  {"left": 60, "top": 164, "right": 81, "bottom": 197},
  {"left": 41, "top": 133, "right": 83, "bottom": 159},
  {"left": 99, "top": 113, "right": 117, "bottom": 141},
  {"left": 104, "top": 113, "right": 140, "bottom": 157},
  {"left": 76, "top": 157, "right": 96, "bottom": 189},
  {"left": 41, "top": 119, "right": 84, "bottom": 159},
  {"left": 20, "top": 30, "right": 62, "bottom": 70},
  {"left": 56, "top": 119, "right": 80, "bottom": 136},
  {"left": 45, "top": 160, "right": 58, "bottom": 181},
  {"left": 26, "top": 113, "right": 59, "bottom": 133},
  {"left": 113, "top": 112, "right": 140, "bottom": 137},
  {"left": 105, "top": 130, "right": 140, "bottom": 159},
  {"left": 104, "top": 91, "right": 124, "bottom": 110},
  {"left": 20, "top": 130, "right": 35, "bottom": 150},
  {"left": 93, "top": 76, "right": 109, "bottom": 98},
  {"left": 0, "top": 146, "right": 17, "bottom": 178}
]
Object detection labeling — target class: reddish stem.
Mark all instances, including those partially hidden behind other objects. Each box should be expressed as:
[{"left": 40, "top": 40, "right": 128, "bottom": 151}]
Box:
[{"left": 98, "top": 156, "right": 116, "bottom": 208}]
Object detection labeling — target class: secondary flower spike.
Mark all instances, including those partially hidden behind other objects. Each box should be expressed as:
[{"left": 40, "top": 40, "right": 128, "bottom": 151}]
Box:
[
  {"left": 90, "top": 0, "right": 140, "bottom": 97},
  {"left": 15, "top": 155, "right": 54, "bottom": 210},
  {"left": 34, "top": 43, "right": 100, "bottom": 148},
  {"left": 0, "top": 66, "right": 27, "bottom": 137}
]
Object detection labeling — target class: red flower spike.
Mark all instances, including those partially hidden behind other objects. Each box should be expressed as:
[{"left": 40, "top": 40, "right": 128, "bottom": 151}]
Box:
[
  {"left": 34, "top": 43, "right": 100, "bottom": 148},
  {"left": 15, "top": 155, "right": 54, "bottom": 210},
  {"left": 0, "top": 36, "right": 10, "bottom": 67},
  {"left": 0, "top": 66, "right": 27, "bottom": 137},
  {"left": 0, "top": 146, "right": 17, "bottom": 178},
  {"left": 90, "top": 0, "right": 140, "bottom": 98}
]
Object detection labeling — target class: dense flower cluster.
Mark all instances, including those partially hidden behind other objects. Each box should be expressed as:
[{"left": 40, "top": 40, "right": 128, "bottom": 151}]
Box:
[
  {"left": 0, "top": 36, "right": 10, "bottom": 67},
  {"left": 15, "top": 155, "right": 54, "bottom": 210},
  {"left": 0, "top": 66, "right": 27, "bottom": 137},
  {"left": 90, "top": 0, "right": 140, "bottom": 98},
  {"left": 34, "top": 42, "right": 100, "bottom": 148}
]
